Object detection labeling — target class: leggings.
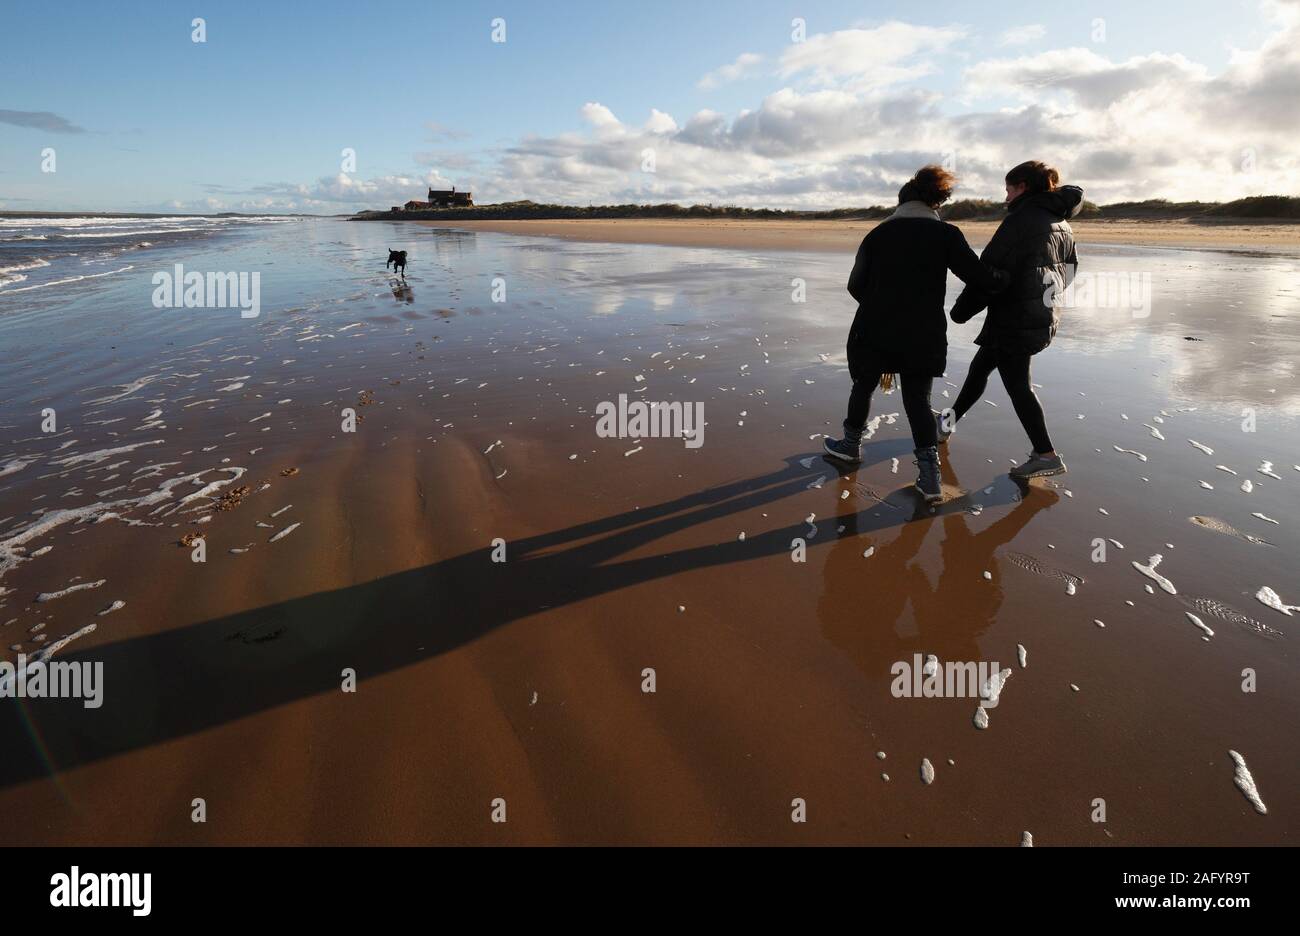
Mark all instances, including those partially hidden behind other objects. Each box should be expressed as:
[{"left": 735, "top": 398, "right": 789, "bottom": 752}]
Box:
[
  {"left": 846, "top": 372, "right": 937, "bottom": 449},
  {"left": 951, "top": 344, "right": 1054, "bottom": 453}
]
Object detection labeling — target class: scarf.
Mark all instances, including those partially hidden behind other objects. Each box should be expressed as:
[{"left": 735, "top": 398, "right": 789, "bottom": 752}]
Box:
[{"left": 879, "top": 200, "right": 941, "bottom": 224}]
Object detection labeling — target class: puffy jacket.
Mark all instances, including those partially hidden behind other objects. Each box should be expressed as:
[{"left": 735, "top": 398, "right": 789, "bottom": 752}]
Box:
[
  {"left": 847, "top": 203, "right": 1006, "bottom": 376},
  {"left": 950, "top": 185, "right": 1083, "bottom": 354}
]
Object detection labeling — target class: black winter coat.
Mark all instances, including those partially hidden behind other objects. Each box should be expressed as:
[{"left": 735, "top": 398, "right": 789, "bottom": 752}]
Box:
[
  {"left": 950, "top": 185, "right": 1084, "bottom": 354},
  {"left": 846, "top": 211, "right": 1005, "bottom": 377}
]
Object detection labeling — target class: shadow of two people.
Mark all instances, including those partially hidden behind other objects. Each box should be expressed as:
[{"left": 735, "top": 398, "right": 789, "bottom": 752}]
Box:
[{"left": 0, "top": 449, "right": 1057, "bottom": 788}]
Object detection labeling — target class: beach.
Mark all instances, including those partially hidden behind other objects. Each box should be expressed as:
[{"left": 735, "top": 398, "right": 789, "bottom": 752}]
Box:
[
  {"left": 1, "top": 216, "right": 1296, "bottom": 845},
  {"left": 408, "top": 216, "right": 1300, "bottom": 255}
]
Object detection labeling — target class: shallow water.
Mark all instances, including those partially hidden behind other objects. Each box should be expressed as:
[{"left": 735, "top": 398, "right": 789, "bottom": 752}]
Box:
[{"left": 0, "top": 219, "right": 1295, "bottom": 844}]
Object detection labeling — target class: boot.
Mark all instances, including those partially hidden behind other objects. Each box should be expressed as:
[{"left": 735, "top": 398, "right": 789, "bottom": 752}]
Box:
[
  {"left": 1010, "top": 451, "right": 1066, "bottom": 480},
  {"left": 914, "top": 445, "right": 943, "bottom": 503},
  {"left": 823, "top": 420, "right": 864, "bottom": 463}
]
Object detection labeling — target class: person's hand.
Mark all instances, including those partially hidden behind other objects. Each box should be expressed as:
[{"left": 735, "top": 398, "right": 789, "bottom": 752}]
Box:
[{"left": 990, "top": 267, "right": 1010, "bottom": 291}]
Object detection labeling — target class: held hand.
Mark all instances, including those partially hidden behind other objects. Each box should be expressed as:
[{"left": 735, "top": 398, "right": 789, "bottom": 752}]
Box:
[{"left": 950, "top": 295, "right": 975, "bottom": 324}]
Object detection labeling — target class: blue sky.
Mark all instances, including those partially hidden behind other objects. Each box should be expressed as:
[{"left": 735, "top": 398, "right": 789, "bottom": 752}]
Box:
[{"left": 1, "top": 0, "right": 1295, "bottom": 212}]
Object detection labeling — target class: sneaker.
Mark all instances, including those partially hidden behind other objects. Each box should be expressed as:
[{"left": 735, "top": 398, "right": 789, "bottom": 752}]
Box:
[
  {"left": 823, "top": 434, "right": 862, "bottom": 463},
  {"left": 913, "top": 446, "right": 943, "bottom": 503},
  {"left": 1010, "top": 451, "right": 1067, "bottom": 480},
  {"left": 934, "top": 409, "right": 954, "bottom": 445}
]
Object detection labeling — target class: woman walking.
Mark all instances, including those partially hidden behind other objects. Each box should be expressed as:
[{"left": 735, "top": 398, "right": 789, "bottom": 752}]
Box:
[
  {"left": 942, "top": 161, "right": 1083, "bottom": 479},
  {"left": 823, "top": 165, "right": 1006, "bottom": 503}
]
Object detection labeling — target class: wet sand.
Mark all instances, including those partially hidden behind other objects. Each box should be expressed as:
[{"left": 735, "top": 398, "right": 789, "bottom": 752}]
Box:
[
  {"left": 0, "top": 219, "right": 1296, "bottom": 844},
  {"left": 412, "top": 217, "right": 1300, "bottom": 255}
]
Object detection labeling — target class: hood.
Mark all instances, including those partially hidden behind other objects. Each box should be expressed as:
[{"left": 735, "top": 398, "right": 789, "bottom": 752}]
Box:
[{"left": 1011, "top": 184, "right": 1085, "bottom": 220}]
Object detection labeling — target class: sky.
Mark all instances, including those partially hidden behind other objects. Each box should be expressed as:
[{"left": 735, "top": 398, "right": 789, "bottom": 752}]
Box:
[{"left": 1, "top": 0, "right": 1298, "bottom": 213}]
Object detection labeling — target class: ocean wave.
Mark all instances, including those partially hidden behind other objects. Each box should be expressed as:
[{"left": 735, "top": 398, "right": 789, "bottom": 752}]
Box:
[
  {"left": 0, "top": 258, "right": 51, "bottom": 275},
  {"left": 49, "top": 227, "right": 213, "bottom": 239},
  {"left": 0, "top": 216, "right": 213, "bottom": 227},
  {"left": 0, "top": 215, "right": 297, "bottom": 228},
  {"left": 0, "top": 265, "right": 133, "bottom": 294}
]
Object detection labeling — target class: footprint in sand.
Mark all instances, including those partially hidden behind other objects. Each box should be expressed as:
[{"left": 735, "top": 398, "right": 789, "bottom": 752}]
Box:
[
  {"left": 1182, "top": 596, "right": 1282, "bottom": 638},
  {"left": 1005, "top": 552, "right": 1085, "bottom": 591},
  {"left": 1189, "top": 516, "right": 1272, "bottom": 546}
]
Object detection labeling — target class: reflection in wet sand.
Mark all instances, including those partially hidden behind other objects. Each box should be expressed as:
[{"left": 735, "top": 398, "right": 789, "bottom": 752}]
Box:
[
  {"left": 390, "top": 279, "right": 414, "bottom": 303},
  {"left": 819, "top": 459, "right": 1059, "bottom": 687}
]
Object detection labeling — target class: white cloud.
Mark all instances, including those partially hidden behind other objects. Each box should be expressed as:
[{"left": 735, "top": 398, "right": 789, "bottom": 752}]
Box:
[
  {"left": 966, "top": 48, "right": 1205, "bottom": 108},
  {"left": 186, "top": 171, "right": 460, "bottom": 213},
  {"left": 698, "top": 52, "right": 763, "bottom": 90},
  {"left": 580, "top": 102, "right": 621, "bottom": 131},
  {"left": 251, "top": 2, "right": 1300, "bottom": 211},
  {"left": 644, "top": 108, "right": 678, "bottom": 134},
  {"left": 778, "top": 22, "right": 967, "bottom": 90},
  {"left": 999, "top": 24, "right": 1047, "bottom": 46},
  {"left": 957, "top": 7, "right": 1300, "bottom": 203}
]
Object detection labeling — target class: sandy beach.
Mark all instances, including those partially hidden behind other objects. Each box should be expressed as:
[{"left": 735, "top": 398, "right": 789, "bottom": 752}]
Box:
[
  {"left": 1, "top": 217, "right": 1296, "bottom": 845},
  {"left": 408, "top": 216, "right": 1300, "bottom": 255}
]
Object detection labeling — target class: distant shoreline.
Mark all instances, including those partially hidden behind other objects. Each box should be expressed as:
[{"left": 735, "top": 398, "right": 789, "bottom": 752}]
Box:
[
  {"left": 381, "top": 216, "right": 1300, "bottom": 254},
  {"left": 356, "top": 195, "right": 1300, "bottom": 252},
  {"left": 354, "top": 194, "right": 1300, "bottom": 224}
]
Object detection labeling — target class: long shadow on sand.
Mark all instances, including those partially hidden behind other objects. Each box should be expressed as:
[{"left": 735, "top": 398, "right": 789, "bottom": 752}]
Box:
[{"left": 0, "top": 445, "right": 1051, "bottom": 788}]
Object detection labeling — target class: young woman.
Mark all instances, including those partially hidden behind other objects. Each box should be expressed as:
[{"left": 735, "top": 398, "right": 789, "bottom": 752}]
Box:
[
  {"left": 942, "top": 161, "right": 1083, "bottom": 479},
  {"left": 823, "top": 165, "right": 1005, "bottom": 503}
]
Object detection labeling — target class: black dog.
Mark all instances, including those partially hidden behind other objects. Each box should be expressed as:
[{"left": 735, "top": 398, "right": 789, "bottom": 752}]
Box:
[{"left": 386, "top": 249, "right": 408, "bottom": 277}]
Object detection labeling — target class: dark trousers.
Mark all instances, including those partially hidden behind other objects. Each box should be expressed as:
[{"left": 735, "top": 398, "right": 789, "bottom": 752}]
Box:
[
  {"left": 951, "top": 344, "right": 1054, "bottom": 453},
  {"left": 846, "top": 372, "right": 937, "bottom": 449}
]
